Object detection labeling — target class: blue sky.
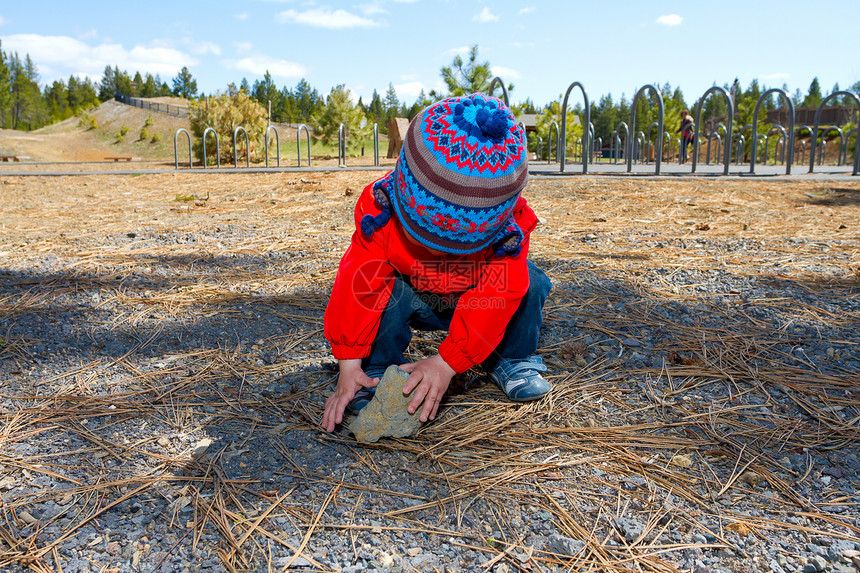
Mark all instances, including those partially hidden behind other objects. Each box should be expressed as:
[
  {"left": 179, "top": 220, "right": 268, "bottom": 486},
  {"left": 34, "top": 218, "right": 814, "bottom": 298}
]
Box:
[{"left": 1, "top": 1, "right": 858, "bottom": 108}]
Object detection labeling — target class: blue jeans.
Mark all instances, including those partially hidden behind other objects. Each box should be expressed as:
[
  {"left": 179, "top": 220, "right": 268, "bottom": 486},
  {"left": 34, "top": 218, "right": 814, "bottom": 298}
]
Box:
[{"left": 361, "top": 260, "right": 552, "bottom": 373}]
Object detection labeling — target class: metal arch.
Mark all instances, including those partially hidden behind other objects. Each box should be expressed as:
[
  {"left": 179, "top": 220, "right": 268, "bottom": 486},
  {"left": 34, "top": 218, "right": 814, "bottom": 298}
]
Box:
[
  {"left": 817, "top": 126, "right": 843, "bottom": 165},
  {"left": 843, "top": 127, "right": 859, "bottom": 169},
  {"left": 614, "top": 121, "right": 629, "bottom": 164},
  {"left": 750, "top": 88, "right": 795, "bottom": 175},
  {"left": 265, "top": 125, "right": 280, "bottom": 168},
  {"left": 559, "top": 82, "right": 590, "bottom": 174},
  {"left": 174, "top": 128, "right": 192, "bottom": 169},
  {"left": 297, "top": 124, "right": 312, "bottom": 167},
  {"left": 663, "top": 132, "right": 672, "bottom": 162},
  {"left": 626, "top": 85, "right": 664, "bottom": 174},
  {"left": 202, "top": 127, "right": 220, "bottom": 169},
  {"left": 635, "top": 131, "right": 645, "bottom": 163},
  {"left": 733, "top": 134, "right": 745, "bottom": 165},
  {"left": 548, "top": 121, "right": 560, "bottom": 164},
  {"left": 774, "top": 134, "right": 786, "bottom": 165},
  {"left": 693, "top": 87, "right": 733, "bottom": 175},
  {"left": 610, "top": 130, "right": 618, "bottom": 164},
  {"left": 809, "top": 91, "right": 860, "bottom": 175},
  {"left": 338, "top": 123, "right": 347, "bottom": 167},
  {"left": 795, "top": 125, "right": 813, "bottom": 164},
  {"left": 707, "top": 133, "right": 722, "bottom": 166},
  {"left": 765, "top": 125, "right": 787, "bottom": 165},
  {"left": 646, "top": 121, "right": 659, "bottom": 164},
  {"left": 705, "top": 121, "right": 728, "bottom": 167},
  {"left": 487, "top": 77, "right": 510, "bottom": 107},
  {"left": 372, "top": 123, "right": 380, "bottom": 167},
  {"left": 233, "top": 126, "right": 250, "bottom": 168},
  {"left": 588, "top": 123, "right": 595, "bottom": 163}
]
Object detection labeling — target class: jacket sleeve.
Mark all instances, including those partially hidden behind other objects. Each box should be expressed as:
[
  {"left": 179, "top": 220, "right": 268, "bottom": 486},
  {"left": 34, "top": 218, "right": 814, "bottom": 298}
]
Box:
[
  {"left": 437, "top": 237, "right": 531, "bottom": 373},
  {"left": 324, "top": 186, "right": 396, "bottom": 360}
]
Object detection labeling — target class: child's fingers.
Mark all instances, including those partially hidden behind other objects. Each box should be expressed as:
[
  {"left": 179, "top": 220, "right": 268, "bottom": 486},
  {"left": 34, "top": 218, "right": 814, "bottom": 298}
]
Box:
[
  {"left": 402, "top": 370, "right": 422, "bottom": 394},
  {"left": 399, "top": 362, "right": 417, "bottom": 373},
  {"left": 420, "top": 392, "right": 438, "bottom": 422}
]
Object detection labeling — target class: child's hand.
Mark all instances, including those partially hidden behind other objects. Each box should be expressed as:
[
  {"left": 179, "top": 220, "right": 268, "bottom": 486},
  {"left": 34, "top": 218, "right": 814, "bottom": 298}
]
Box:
[
  {"left": 321, "top": 359, "right": 380, "bottom": 432},
  {"left": 400, "top": 354, "right": 456, "bottom": 422}
]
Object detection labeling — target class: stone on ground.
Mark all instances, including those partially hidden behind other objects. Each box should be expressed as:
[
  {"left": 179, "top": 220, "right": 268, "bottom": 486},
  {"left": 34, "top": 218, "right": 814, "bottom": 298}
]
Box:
[{"left": 349, "top": 365, "right": 421, "bottom": 443}]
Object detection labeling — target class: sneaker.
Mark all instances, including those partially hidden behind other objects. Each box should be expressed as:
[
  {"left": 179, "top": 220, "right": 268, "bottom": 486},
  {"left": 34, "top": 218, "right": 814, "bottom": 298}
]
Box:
[
  {"left": 347, "top": 367, "right": 386, "bottom": 413},
  {"left": 488, "top": 356, "right": 550, "bottom": 402}
]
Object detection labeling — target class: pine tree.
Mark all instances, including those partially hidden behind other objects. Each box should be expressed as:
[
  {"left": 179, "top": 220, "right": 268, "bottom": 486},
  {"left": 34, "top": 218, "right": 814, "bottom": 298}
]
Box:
[
  {"left": 802, "top": 77, "right": 822, "bottom": 108},
  {"left": 0, "top": 42, "right": 11, "bottom": 128},
  {"left": 172, "top": 67, "right": 198, "bottom": 99},
  {"left": 311, "top": 84, "right": 365, "bottom": 150},
  {"left": 436, "top": 45, "right": 492, "bottom": 97}
]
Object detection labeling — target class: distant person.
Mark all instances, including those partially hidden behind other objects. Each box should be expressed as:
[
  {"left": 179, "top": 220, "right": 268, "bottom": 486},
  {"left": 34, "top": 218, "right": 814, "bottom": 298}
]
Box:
[
  {"left": 677, "top": 110, "right": 694, "bottom": 163},
  {"left": 321, "top": 93, "right": 552, "bottom": 432}
]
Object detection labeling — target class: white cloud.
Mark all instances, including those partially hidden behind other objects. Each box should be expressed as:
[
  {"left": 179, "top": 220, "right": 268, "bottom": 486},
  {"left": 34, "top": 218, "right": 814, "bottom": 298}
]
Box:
[
  {"left": 656, "top": 14, "right": 683, "bottom": 26},
  {"left": 0, "top": 33, "right": 196, "bottom": 81},
  {"left": 234, "top": 41, "right": 254, "bottom": 54},
  {"left": 358, "top": 1, "right": 387, "bottom": 16},
  {"left": 394, "top": 81, "right": 425, "bottom": 101},
  {"left": 491, "top": 66, "right": 520, "bottom": 81},
  {"left": 223, "top": 54, "right": 307, "bottom": 79},
  {"left": 473, "top": 7, "right": 498, "bottom": 23},
  {"left": 188, "top": 40, "right": 221, "bottom": 56},
  {"left": 78, "top": 29, "right": 99, "bottom": 40},
  {"left": 442, "top": 45, "right": 471, "bottom": 58},
  {"left": 518, "top": 7, "right": 535, "bottom": 15},
  {"left": 276, "top": 8, "right": 382, "bottom": 29},
  {"left": 235, "top": 12, "right": 249, "bottom": 21}
]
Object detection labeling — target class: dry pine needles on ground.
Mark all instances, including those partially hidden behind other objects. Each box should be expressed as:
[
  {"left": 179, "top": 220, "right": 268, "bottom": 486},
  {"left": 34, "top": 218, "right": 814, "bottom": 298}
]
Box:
[{"left": 0, "top": 172, "right": 858, "bottom": 572}]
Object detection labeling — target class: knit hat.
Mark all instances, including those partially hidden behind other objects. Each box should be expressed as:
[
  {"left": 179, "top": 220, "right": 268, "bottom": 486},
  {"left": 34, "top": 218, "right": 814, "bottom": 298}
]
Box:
[{"left": 361, "top": 93, "right": 529, "bottom": 256}]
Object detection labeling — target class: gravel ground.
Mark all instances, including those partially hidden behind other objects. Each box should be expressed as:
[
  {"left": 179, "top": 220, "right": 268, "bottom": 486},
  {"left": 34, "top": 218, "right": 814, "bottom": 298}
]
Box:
[{"left": 0, "top": 172, "right": 858, "bottom": 573}]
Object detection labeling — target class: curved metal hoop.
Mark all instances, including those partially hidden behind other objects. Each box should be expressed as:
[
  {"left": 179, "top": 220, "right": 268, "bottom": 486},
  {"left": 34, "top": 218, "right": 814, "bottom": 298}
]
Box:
[
  {"left": 750, "top": 88, "right": 795, "bottom": 175},
  {"left": 202, "top": 127, "right": 220, "bottom": 168},
  {"left": 559, "top": 82, "right": 590, "bottom": 174},
  {"left": 626, "top": 85, "right": 664, "bottom": 174},
  {"left": 693, "top": 87, "right": 733, "bottom": 175},
  {"left": 265, "top": 125, "right": 280, "bottom": 168},
  {"left": 233, "top": 126, "right": 250, "bottom": 168},
  {"left": 174, "top": 128, "right": 192, "bottom": 169},
  {"left": 487, "top": 77, "right": 510, "bottom": 107}
]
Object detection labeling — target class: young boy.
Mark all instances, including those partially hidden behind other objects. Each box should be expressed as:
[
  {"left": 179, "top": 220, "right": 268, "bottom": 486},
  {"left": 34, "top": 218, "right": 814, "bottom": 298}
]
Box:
[{"left": 321, "top": 93, "right": 552, "bottom": 433}]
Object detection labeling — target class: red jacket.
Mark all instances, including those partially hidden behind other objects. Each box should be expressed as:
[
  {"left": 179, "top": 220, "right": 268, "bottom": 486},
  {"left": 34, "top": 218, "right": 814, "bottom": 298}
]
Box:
[{"left": 324, "top": 178, "right": 538, "bottom": 373}]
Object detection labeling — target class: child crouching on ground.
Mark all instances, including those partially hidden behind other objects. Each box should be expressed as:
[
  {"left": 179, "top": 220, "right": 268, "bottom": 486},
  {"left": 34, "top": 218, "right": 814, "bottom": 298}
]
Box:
[{"left": 321, "top": 93, "right": 552, "bottom": 432}]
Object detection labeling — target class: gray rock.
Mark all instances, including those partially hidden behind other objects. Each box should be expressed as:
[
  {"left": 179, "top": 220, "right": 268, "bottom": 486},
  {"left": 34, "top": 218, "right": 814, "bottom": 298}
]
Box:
[
  {"left": 349, "top": 366, "right": 422, "bottom": 443},
  {"left": 547, "top": 533, "right": 585, "bottom": 557},
  {"left": 612, "top": 517, "right": 645, "bottom": 542}
]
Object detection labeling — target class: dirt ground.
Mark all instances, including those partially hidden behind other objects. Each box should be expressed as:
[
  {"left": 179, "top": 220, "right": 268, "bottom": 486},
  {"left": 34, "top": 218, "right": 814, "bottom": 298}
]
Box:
[{"left": 0, "top": 170, "right": 858, "bottom": 572}]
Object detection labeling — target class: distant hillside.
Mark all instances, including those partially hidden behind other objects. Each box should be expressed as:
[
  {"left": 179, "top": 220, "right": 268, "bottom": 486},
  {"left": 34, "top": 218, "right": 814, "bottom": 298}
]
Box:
[{"left": 0, "top": 99, "right": 190, "bottom": 163}]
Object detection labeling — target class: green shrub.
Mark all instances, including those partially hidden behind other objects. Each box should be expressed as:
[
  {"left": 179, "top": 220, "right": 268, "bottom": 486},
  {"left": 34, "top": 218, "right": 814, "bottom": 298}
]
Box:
[
  {"left": 144, "top": 115, "right": 154, "bottom": 127},
  {"left": 78, "top": 113, "right": 97, "bottom": 130},
  {"left": 150, "top": 133, "right": 162, "bottom": 144},
  {"left": 189, "top": 91, "right": 267, "bottom": 165},
  {"left": 115, "top": 132, "right": 124, "bottom": 144},
  {"left": 119, "top": 125, "right": 130, "bottom": 137},
  {"left": 139, "top": 127, "right": 149, "bottom": 141}
]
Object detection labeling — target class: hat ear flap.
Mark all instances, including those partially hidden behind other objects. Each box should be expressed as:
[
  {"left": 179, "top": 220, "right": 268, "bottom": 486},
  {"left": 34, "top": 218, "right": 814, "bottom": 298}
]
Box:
[{"left": 361, "top": 172, "right": 395, "bottom": 238}]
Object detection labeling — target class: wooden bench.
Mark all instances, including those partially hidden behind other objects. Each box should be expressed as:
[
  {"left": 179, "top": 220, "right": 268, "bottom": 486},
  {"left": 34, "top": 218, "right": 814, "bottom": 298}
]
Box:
[
  {"left": 0, "top": 155, "right": 30, "bottom": 162},
  {"left": 105, "top": 156, "right": 133, "bottom": 162}
]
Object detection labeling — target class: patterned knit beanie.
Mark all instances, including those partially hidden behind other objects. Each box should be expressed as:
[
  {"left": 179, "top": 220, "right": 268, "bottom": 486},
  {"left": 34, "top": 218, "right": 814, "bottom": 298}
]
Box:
[{"left": 360, "top": 93, "right": 529, "bottom": 256}]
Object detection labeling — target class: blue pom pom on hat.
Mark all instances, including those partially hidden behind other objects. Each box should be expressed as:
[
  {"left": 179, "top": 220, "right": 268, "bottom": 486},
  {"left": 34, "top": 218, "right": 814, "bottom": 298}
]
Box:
[{"left": 361, "top": 93, "right": 528, "bottom": 256}]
